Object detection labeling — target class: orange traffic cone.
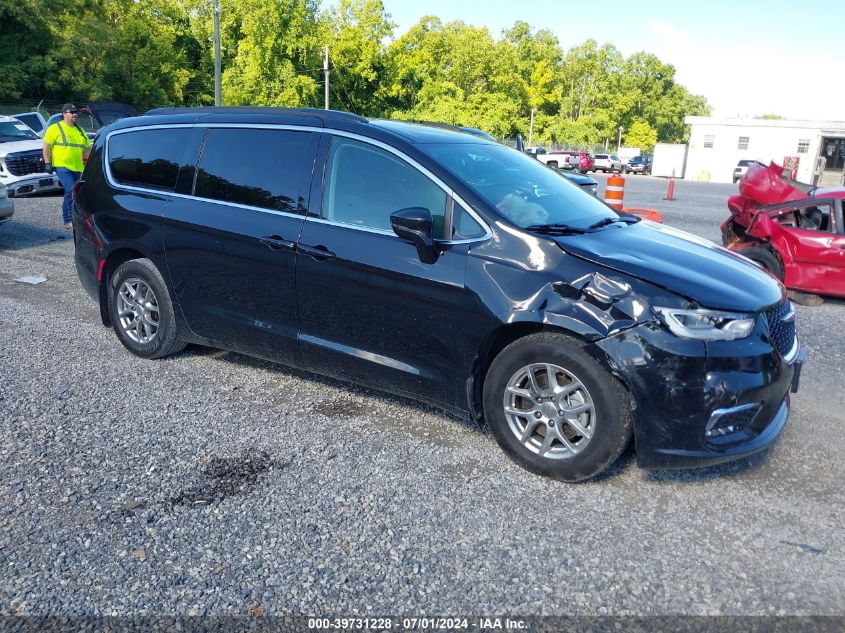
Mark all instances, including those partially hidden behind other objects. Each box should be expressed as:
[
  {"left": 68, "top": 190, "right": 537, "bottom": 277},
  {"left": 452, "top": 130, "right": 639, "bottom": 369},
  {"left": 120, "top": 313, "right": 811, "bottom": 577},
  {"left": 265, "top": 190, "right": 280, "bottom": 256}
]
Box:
[
  {"left": 605, "top": 173, "right": 625, "bottom": 210},
  {"left": 663, "top": 169, "right": 676, "bottom": 201}
]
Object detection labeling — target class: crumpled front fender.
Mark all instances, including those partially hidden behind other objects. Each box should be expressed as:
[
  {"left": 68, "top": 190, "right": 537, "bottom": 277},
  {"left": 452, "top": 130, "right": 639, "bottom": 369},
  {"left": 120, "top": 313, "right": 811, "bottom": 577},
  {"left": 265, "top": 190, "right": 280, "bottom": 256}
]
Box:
[{"left": 504, "top": 270, "right": 655, "bottom": 340}]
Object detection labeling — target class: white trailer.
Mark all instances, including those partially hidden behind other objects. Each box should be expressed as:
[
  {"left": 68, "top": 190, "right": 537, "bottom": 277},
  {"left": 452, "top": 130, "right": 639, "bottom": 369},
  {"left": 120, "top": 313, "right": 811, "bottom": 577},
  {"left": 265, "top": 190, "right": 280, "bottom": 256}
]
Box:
[{"left": 651, "top": 143, "right": 688, "bottom": 178}]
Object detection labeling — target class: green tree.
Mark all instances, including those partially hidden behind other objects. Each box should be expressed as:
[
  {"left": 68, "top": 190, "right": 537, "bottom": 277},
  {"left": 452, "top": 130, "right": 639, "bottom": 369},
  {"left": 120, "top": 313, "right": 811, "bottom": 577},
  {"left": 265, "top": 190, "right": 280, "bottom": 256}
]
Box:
[
  {"left": 321, "top": 0, "right": 394, "bottom": 115},
  {"left": 0, "top": 0, "right": 58, "bottom": 100},
  {"left": 208, "top": 0, "right": 321, "bottom": 107},
  {"left": 624, "top": 119, "right": 658, "bottom": 151}
]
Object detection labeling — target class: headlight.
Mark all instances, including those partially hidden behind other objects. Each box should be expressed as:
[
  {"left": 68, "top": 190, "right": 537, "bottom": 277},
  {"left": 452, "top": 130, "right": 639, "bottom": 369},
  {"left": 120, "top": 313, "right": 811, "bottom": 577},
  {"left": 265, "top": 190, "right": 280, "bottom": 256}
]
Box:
[{"left": 653, "top": 307, "right": 755, "bottom": 340}]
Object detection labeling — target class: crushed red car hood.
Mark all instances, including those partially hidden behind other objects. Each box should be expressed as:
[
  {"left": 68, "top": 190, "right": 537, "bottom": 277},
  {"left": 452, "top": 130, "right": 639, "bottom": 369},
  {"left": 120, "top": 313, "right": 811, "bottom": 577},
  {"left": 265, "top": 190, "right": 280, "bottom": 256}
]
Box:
[{"left": 727, "top": 162, "right": 810, "bottom": 227}]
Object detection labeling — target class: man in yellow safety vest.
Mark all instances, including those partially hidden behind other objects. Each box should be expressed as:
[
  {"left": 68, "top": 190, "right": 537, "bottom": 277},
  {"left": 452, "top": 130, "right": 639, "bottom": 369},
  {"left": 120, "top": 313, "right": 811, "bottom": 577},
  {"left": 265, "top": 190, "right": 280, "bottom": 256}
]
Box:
[{"left": 43, "top": 103, "right": 91, "bottom": 229}]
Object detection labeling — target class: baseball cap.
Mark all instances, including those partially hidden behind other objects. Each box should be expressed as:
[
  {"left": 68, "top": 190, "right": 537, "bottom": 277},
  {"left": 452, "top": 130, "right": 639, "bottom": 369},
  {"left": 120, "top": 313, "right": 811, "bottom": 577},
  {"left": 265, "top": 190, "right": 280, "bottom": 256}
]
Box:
[{"left": 62, "top": 103, "right": 79, "bottom": 113}]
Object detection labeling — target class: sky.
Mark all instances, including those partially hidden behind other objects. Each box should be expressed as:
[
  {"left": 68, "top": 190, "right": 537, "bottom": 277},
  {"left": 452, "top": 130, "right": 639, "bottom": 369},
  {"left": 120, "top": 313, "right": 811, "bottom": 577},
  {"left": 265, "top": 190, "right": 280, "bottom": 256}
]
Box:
[{"left": 378, "top": 0, "right": 845, "bottom": 121}]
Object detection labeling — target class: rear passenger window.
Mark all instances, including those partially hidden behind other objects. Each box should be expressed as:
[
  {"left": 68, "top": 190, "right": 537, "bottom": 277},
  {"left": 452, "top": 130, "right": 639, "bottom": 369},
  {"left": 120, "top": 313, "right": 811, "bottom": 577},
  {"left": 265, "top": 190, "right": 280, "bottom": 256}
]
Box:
[
  {"left": 194, "top": 128, "right": 313, "bottom": 212},
  {"left": 109, "top": 128, "right": 191, "bottom": 191},
  {"left": 324, "top": 137, "right": 447, "bottom": 236}
]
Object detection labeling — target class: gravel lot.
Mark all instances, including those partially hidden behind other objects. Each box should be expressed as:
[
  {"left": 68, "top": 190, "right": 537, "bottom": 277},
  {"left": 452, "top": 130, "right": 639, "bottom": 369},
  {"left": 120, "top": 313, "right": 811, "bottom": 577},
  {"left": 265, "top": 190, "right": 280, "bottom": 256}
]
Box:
[{"left": 1, "top": 176, "right": 843, "bottom": 620}]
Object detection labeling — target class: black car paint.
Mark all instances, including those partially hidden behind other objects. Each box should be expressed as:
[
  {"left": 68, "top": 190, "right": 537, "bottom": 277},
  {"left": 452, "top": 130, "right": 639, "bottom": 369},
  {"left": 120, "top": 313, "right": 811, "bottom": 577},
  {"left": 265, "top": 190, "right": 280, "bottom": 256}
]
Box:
[{"left": 73, "top": 108, "right": 803, "bottom": 470}]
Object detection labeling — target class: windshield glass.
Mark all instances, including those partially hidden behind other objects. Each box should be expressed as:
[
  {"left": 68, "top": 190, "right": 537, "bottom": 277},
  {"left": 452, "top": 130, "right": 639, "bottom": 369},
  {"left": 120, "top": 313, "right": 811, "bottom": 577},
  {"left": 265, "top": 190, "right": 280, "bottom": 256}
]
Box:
[
  {"left": 0, "top": 121, "right": 39, "bottom": 141},
  {"left": 421, "top": 143, "right": 615, "bottom": 228}
]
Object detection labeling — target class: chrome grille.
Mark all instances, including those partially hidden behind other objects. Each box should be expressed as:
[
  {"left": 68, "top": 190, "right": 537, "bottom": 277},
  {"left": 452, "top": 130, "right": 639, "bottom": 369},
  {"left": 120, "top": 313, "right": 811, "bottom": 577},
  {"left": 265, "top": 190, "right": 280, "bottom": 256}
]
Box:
[
  {"left": 765, "top": 300, "right": 796, "bottom": 358},
  {"left": 5, "top": 150, "right": 45, "bottom": 176}
]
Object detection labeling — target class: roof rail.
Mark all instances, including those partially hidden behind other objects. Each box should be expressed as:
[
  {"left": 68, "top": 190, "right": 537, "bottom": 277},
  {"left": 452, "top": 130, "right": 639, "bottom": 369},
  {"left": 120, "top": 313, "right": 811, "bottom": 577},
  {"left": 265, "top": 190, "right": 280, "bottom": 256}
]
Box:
[
  {"left": 143, "top": 106, "right": 369, "bottom": 124},
  {"left": 402, "top": 119, "right": 464, "bottom": 132}
]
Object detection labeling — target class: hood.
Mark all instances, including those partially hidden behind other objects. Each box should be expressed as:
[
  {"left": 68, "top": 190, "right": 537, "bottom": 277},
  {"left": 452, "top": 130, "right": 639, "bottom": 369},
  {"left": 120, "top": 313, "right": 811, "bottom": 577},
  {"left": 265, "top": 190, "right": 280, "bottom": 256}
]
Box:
[
  {"left": 560, "top": 171, "right": 596, "bottom": 186},
  {"left": 0, "top": 139, "right": 44, "bottom": 156},
  {"left": 87, "top": 101, "right": 138, "bottom": 126},
  {"left": 553, "top": 221, "right": 784, "bottom": 312},
  {"left": 739, "top": 161, "right": 809, "bottom": 206},
  {"left": 728, "top": 161, "right": 812, "bottom": 228}
]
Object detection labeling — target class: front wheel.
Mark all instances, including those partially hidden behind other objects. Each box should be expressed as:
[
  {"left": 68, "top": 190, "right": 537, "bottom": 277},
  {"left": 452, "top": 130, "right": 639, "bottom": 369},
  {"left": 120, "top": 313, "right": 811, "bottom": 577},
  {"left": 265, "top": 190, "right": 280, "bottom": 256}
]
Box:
[
  {"left": 108, "top": 258, "right": 186, "bottom": 359},
  {"left": 742, "top": 247, "right": 784, "bottom": 281},
  {"left": 483, "top": 333, "right": 633, "bottom": 482}
]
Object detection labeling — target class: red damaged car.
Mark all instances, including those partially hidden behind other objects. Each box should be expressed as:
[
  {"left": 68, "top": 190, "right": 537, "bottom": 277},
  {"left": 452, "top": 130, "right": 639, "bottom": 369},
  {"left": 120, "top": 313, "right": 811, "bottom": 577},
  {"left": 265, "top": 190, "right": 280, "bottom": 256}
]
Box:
[{"left": 721, "top": 161, "right": 845, "bottom": 298}]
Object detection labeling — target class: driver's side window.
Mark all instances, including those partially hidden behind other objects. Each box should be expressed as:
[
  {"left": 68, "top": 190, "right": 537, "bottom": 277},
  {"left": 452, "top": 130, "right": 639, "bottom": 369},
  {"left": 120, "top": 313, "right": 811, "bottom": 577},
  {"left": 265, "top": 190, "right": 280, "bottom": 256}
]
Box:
[
  {"left": 324, "top": 137, "right": 447, "bottom": 237},
  {"left": 796, "top": 203, "right": 832, "bottom": 232}
]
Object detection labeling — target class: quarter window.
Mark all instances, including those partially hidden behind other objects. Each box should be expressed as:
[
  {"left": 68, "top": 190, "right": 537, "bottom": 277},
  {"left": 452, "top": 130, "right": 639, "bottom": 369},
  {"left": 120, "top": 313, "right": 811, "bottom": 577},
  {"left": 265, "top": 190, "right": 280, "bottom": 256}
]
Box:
[
  {"left": 194, "top": 128, "right": 313, "bottom": 212},
  {"left": 109, "top": 128, "right": 191, "bottom": 191},
  {"left": 737, "top": 136, "right": 749, "bottom": 151},
  {"left": 452, "top": 203, "right": 485, "bottom": 240},
  {"left": 704, "top": 135, "right": 715, "bottom": 149},
  {"left": 323, "top": 137, "right": 447, "bottom": 236},
  {"left": 797, "top": 139, "right": 810, "bottom": 154}
]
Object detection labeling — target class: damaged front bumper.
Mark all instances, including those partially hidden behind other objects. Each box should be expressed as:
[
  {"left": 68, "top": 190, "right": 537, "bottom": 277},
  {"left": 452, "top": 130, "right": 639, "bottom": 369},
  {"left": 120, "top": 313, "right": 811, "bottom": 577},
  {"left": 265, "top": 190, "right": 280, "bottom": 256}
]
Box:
[{"left": 592, "top": 320, "right": 805, "bottom": 470}]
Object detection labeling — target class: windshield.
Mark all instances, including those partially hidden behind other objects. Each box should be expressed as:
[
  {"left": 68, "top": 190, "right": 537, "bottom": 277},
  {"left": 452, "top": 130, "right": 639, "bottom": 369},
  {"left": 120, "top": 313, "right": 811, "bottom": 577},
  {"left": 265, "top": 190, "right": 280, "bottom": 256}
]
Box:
[
  {"left": 422, "top": 143, "right": 616, "bottom": 228},
  {"left": 96, "top": 111, "right": 129, "bottom": 125},
  {"left": 0, "top": 121, "right": 39, "bottom": 142}
]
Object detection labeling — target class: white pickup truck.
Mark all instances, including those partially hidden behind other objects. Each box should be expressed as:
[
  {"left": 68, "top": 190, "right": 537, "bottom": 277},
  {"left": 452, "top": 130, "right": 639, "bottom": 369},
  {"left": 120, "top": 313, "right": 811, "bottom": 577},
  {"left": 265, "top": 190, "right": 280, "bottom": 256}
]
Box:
[{"left": 524, "top": 147, "right": 575, "bottom": 169}]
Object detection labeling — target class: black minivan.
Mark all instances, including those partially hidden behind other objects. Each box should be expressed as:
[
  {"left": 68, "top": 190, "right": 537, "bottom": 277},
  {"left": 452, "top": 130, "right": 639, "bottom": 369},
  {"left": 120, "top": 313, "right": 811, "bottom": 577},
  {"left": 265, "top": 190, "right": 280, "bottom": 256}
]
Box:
[{"left": 73, "top": 107, "right": 805, "bottom": 482}]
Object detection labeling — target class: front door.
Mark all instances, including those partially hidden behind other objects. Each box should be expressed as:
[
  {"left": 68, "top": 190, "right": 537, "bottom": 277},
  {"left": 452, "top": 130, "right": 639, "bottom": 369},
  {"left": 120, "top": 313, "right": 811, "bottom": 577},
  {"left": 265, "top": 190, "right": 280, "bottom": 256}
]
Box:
[
  {"left": 827, "top": 200, "right": 845, "bottom": 296},
  {"left": 164, "top": 126, "right": 318, "bottom": 361},
  {"left": 767, "top": 200, "right": 841, "bottom": 295},
  {"left": 295, "top": 135, "right": 475, "bottom": 405}
]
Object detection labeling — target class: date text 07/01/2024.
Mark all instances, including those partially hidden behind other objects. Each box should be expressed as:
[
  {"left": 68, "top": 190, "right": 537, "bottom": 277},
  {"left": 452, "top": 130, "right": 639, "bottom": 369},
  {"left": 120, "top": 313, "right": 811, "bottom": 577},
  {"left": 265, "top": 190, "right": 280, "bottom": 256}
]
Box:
[{"left": 307, "top": 616, "right": 528, "bottom": 630}]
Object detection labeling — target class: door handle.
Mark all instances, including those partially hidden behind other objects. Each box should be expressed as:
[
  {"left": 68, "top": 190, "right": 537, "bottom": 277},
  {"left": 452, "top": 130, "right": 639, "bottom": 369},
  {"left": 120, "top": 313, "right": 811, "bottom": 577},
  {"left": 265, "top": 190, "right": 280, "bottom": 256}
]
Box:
[
  {"left": 297, "top": 243, "right": 336, "bottom": 261},
  {"left": 259, "top": 235, "right": 295, "bottom": 251}
]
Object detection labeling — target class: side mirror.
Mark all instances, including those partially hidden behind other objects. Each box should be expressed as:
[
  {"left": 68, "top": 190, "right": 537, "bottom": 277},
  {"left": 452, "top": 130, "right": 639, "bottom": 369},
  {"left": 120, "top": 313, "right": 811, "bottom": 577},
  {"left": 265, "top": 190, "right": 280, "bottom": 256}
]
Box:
[
  {"left": 515, "top": 133, "right": 524, "bottom": 153},
  {"left": 390, "top": 207, "right": 439, "bottom": 264}
]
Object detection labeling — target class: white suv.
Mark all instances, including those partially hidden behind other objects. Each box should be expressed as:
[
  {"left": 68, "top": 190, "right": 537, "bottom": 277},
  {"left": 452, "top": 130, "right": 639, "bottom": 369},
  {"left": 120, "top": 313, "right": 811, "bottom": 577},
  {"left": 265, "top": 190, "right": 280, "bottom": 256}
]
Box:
[
  {"left": 593, "top": 154, "right": 623, "bottom": 173},
  {"left": 732, "top": 159, "right": 758, "bottom": 184},
  {"left": 0, "top": 115, "right": 60, "bottom": 197}
]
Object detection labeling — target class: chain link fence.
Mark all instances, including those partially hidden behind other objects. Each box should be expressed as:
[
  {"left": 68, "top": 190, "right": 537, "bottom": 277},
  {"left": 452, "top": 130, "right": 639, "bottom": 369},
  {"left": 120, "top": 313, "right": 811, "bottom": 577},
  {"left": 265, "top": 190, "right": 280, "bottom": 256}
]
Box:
[{"left": 0, "top": 100, "right": 65, "bottom": 118}]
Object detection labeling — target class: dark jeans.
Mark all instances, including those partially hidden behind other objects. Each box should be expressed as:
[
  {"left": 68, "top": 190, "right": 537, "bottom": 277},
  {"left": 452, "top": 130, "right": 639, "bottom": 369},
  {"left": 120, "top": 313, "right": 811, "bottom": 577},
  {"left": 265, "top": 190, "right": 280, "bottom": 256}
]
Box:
[{"left": 55, "top": 167, "right": 81, "bottom": 223}]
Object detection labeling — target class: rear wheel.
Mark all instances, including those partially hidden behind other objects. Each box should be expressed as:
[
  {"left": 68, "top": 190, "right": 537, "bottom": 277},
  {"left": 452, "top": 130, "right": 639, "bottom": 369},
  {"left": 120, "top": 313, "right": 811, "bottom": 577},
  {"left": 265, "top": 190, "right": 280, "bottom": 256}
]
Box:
[
  {"left": 743, "top": 247, "right": 784, "bottom": 281},
  {"left": 483, "top": 332, "right": 632, "bottom": 482},
  {"left": 108, "top": 258, "right": 186, "bottom": 359}
]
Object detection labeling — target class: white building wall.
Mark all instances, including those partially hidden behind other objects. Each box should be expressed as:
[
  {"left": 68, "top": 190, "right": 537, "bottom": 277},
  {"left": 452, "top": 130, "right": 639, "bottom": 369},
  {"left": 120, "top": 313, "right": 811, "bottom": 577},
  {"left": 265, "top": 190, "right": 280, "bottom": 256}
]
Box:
[
  {"left": 685, "top": 120, "right": 824, "bottom": 184},
  {"left": 684, "top": 117, "right": 845, "bottom": 185}
]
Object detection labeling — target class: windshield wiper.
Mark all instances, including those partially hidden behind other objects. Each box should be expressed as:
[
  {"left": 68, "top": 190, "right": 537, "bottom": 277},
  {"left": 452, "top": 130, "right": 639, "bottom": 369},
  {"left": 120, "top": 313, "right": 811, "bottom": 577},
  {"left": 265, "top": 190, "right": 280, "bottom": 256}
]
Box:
[
  {"left": 524, "top": 223, "right": 590, "bottom": 235},
  {"left": 588, "top": 215, "right": 640, "bottom": 230}
]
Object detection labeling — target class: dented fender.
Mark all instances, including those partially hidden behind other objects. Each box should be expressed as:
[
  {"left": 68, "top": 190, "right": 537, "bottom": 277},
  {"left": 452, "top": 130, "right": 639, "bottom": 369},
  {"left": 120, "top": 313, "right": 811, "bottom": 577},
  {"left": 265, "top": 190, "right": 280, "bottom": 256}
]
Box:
[{"left": 505, "top": 272, "right": 645, "bottom": 339}]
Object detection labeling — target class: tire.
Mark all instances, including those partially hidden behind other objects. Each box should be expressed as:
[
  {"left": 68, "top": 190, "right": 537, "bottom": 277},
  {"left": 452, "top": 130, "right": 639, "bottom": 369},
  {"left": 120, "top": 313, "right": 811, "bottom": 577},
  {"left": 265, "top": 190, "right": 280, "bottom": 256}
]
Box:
[
  {"left": 483, "top": 332, "right": 633, "bottom": 482},
  {"left": 108, "top": 258, "right": 186, "bottom": 359},
  {"left": 742, "top": 247, "right": 784, "bottom": 281},
  {"left": 547, "top": 161, "right": 558, "bottom": 169}
]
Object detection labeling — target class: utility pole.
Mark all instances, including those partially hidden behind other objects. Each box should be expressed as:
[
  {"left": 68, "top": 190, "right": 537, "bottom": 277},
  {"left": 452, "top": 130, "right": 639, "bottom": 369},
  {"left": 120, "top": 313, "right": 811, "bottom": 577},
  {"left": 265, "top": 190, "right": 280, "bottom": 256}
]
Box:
[
  {"left": 323, "top": 46, "right": 330, "bottom": 110},
  {"left": 617, "top": 126, "right": 624, "bottom": 151},
  {"left": 213, "top": 0, "right": 221, "bottom": 106},
  {"left": 528, "top": 108, "right": 536, "bottom": 147}
]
